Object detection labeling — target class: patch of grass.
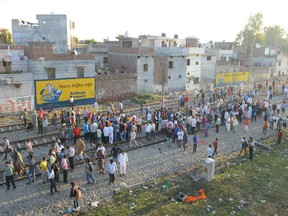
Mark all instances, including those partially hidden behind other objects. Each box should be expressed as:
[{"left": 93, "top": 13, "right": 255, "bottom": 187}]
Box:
[
  {"left": 130, "top": 93, "right": 161, "bottom": 104},
  {"left": 83, "top": 137, "right": 288, "bottom": 216}
]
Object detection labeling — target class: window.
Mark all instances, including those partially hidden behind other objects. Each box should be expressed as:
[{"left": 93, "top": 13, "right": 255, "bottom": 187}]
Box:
[
  {"left": 77, "top": 67, "right": 84, "bottom": 78},
  {"left": 196, "top": 54, "right": 199, "bottom": 57},
  {"left": 144, "top": 79, "right": 148, "bottom": 83},
  {"left": 179, "top": 75, "right": 182, "bottom": 78},
  {"left": 143, "top": 64, "right": 148, "bottom": 72},
  {"left": 103, "top": 57, "right": 108, "bottom": 63},
  {"left": 47, "top": 68, "right": 56, "bottom": 79},
  {"left": 194, "top": 77, "right": 200, "bottom": 84},
  {"left": 168, "top": 76, "right": 171, "bottom": 79},
  {"left": 187, "top": 59, "right": 190, "bottom": 66},
  {"left": 169, "top": 61, "right": 173, "bottom": 68},
  {"left": 278, "top": 61, "right": 281, "bottom": 66},
  {"left": 187, "top": 73, "right": 190, "bottom": 76},
  {"left": 196, "top": 62, "right": 199, "bottom": 65},
  {"left": 207, "top": 56, "right": 212, "bottom": 61}
]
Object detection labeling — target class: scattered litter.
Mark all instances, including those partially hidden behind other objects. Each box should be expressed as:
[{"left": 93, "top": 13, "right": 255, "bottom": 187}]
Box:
[
  {"left": 237, "top": 205, "right": 242, "bottom": 211},
  {"left": 252, "top": 176, "right": 258, "bottom": 180},
  {"left": 229, "top": 198, "right": 234, "bottom": 202},
  {"left": 260, "top": 200, "right": 266, "bottom": 203},
  {"left": 218, "top": 198, "right": 222, "bottom": 202},
  {"left": 91, "top": 201, "right": 99, "bottom": 207},
  {"left": 178, "top": 189, "right": 207, "bottom": 203},
  {"left": 162, "top": 181, "right": 171, "bottom": 191},
  {"left": 168, "top": 197, "right": 176, "bottom": 202},
  {"left": 285, "top": 167, "right": 288, "bottom": 170},
  {"left": 129, "top": 190, "right": 133, "bottom": 193},
  {"left": 143, "top": 186, "right": 149, "bottom": 189}
]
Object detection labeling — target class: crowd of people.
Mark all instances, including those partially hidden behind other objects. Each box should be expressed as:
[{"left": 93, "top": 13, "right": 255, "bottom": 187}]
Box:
[{"left": 2, "top": 83, "right": 287, "bottom": 212}]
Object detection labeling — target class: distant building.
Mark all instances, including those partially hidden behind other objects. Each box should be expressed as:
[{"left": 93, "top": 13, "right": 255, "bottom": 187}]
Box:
[{"left": 12, "top": 14, "right": 76, "bottom": 54}]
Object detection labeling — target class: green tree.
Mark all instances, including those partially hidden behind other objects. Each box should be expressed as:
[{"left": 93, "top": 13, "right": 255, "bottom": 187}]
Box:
[
  {"left": 84, "top": 38, "right": 97, "bottom": 44},
  {"left": 264, "top": 25, "right": 285, "bottom": 48},
  {"left": 235, "top": 12, "right": 263, "bottom": 55},
  {"left": 0, "top": 29, "right": 13, "bottom": 44}
]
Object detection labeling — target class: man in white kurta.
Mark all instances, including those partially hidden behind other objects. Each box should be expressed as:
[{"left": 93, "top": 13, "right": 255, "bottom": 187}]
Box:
[{"left": 118, "top": 150, "right": 128, "bottom": 176}]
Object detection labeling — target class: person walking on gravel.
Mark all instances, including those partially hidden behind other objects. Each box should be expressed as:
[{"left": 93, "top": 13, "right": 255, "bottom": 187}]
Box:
[
  {"left": 40, "top": 157, "right": 48, "bottom": 184},
  {"left": 106, "top": 159, "right": 118, "bottom": 184},
  {"left": 248, "top": 137, "right": 255, "bottom": 160},
  {"left": 118, "top": 150, "right": 128, "bottom": 177},
  {"left": 192, "top": 133, "right": 198, "bottom": 153},
  {"left": 75, "top": 138, "right": 85, "bottom": 161},
  {"left": 70, "top": 181, "right": 81, "bottom": 211},
  {"left": 4, "top": 161, "right": 16, "bottom": 190},
  {"left": 48, "top": 164, "right": 58, "bottom": 195},
  {"left": 85, "top": 159, "right": 95, "bottom": 184}
]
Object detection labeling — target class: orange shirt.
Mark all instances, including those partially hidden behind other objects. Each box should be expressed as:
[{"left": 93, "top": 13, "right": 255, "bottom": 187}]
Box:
[{"left": 73, "top": 127, "right": 81, "bottom": 136}]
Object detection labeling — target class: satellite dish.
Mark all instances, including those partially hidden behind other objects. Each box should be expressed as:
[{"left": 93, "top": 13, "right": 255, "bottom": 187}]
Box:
[{"left": 74, "top": 50, "right": 78, "bottom": 55}]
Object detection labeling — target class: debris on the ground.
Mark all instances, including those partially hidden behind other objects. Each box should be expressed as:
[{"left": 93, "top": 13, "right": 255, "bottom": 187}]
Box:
[
  {"left": 162, "top": 181, "right": 171, "bottom": 191},
  {"left": 143, "top": 186, "right": 149, "bottom": 189},
  {"left": 90, "top": 201, "right": 99, "bottom": 207}
]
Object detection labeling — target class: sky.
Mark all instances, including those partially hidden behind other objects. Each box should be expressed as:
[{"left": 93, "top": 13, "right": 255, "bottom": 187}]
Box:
[{"left": 0, "top": 0, "right": 287, "bottom": 43}]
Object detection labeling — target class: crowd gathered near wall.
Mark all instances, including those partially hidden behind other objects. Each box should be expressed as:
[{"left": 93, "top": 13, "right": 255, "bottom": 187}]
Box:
[{"left": 2, "top": 82, "right": 288, "bottom": 211}]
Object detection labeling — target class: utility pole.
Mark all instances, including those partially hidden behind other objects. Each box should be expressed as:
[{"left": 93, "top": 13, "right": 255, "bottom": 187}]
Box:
[{"left": 161, "top": 62, "right": 165, "bottom": 109}]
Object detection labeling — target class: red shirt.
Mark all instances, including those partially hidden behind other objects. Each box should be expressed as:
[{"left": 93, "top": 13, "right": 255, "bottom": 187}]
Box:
[{"left": 73, "top": 127, "right": 81, "bottom": 136}]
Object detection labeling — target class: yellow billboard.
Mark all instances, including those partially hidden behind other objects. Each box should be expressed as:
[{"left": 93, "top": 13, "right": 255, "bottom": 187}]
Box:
[
  {"left": 216, "top": 72, "right": 249, "bottom": 86},
  {"left": 34, "top": 78, "right": 95, "bottom": 109}
]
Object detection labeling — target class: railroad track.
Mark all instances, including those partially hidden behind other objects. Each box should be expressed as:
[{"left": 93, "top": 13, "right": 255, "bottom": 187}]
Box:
[
  {"left": 0, "top": 93, "right": 284, "bottom": 185},
  {"left": 0, "top": 100, "right": 179, "bottom": 133}
]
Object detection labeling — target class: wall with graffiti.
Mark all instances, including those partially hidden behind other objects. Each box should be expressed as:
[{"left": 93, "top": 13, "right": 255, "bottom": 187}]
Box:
[{"left": 0, "top": 96, "right": 34, "bottom": 114}]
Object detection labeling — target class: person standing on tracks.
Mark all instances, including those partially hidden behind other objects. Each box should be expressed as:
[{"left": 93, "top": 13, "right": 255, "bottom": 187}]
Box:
[
  {"left": 97, "top": 150, "right": 105, "bottom": 174},
  {"left": 145, "top": 121, "right": 151, "bottom": 141},
  {"left": 119, "top": 101, "right": 123, "bottom": 114},
  {"left": 129, "top": 130, "right": 138, "bottom": 147},
  {"left": 136, "top": 116, "right": 142, "bottom": 134},
  {"left": 111, "top": 144, "right": 122, "bottom": 165},
  {"left": 107, "top": 159, "right": 117, "bottom": 184},
  {"left": 103, "top": 122, "right": 109, "bottom": 145},
  {"left": 48, "top": 164, "right": 58, "bottom": 195},
  {"left": 108, "top": 122, "right": 114, "bottom": 144},
  {"left": 42, "top": 117, "right": 48, "bottom": 133},
  {"left": 90, "top": 120, "right": 97, "bottom": 145},
  {"left": 212, "top": 138, "right": 218, "bottom": 158},
  {"left": 172, "top": 124, "right": 180, "bottom": 143},
  {"left": 118, "top": 150, "right": 128, "bottom": 177},
  {"left": 85, "top": 158, "right": 95, "bottom": 184},
  {"left": 66, "top": 145, "right": 75, "bottom": 171},
  {"left": 82, "top": 107, "right": 89, "bottom": 123},
  {"left": 37, "top": 116, "right": 43, "bottom": 134},
  {"left": 52, "top": 113, "right": 58, "bottom": 130},
  {"left": 75, "top": 138, "right": 85, "bottom": 161},
  {"left": 22, "top": 108, "right": 28, "bottom": 127},
  {"left": 40, "top": 157, "right": 48, "bottom": 183},
  {"left": 31, "top": 110, "right": 37, "bottom": 130},
  {"left": 61, "top": 155, "right": 69, "bottom": 183},
  {"left": 192, "top": 133, "right": 198, "bottom": 153},
  {"left": 83, "top": 121, "right": 90, "bottom": 143},
  {"left": 73, "top": 125, "right": 81, "bottom": 145},
  {"left": 25, "top": 139, "right": 33, "bottom": 157},
  {"left": 166, "top": 127, "right": 173, "bottom": 147},
  {"left": 243, "top": 117, "right": 249, "bottom": 133},
  {"left": 5, "top": 161, "right": 16, "bottom": 190},
  {"left": 27, "top": 155, "right": 36, "bottom": 184},
  {"left": 70, "top": 95, "right": 74, "bottom": 110}
]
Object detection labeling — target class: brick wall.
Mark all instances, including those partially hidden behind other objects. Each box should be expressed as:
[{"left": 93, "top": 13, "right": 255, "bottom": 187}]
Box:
[{"left": 96, "top": 74, "right": 136, "bottom": 102}]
